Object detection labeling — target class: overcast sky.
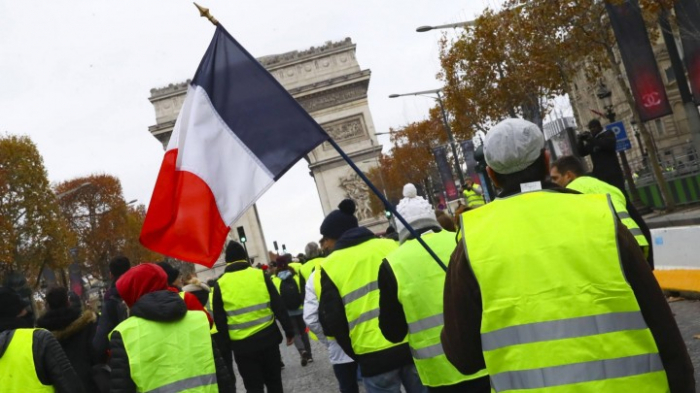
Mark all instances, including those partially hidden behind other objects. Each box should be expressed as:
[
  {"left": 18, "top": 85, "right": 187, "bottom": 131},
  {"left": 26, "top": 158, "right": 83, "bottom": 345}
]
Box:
[{"left": 1, "top": 0, "right": 499, "bottom": 258}]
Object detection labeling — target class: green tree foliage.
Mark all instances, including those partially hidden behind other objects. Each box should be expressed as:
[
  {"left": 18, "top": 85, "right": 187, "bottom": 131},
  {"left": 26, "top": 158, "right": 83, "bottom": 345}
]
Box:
[{"left": 0, "top": 134, "right": 73, "bottom": 285}]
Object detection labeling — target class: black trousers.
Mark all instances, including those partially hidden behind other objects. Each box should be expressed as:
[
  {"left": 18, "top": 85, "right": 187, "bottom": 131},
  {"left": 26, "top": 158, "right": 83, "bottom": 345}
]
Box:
[
  {"left": 332, "top": 362, "right": 359, "bottom": 393},
  {"left": 233, "top": 345, "right": 283, "bottom": 393}
]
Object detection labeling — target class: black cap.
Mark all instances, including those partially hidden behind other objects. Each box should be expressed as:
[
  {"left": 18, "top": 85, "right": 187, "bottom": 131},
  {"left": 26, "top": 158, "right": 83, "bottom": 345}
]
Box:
[
  {"left": 156, "top": 262, "right": 180, "bottom": 286},
  {"left": 0, "top": 287, "right": 29, "bottom": 319},
  {"left": 225, "top": 241, "right": 247, "bottom": 263},
  {"left": 320, "top": 199, "right": 359, "bottom": 240}
]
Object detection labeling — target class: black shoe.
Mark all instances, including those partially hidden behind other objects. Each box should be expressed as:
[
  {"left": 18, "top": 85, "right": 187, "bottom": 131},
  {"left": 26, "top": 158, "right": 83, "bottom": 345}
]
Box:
[
  {"left": 301, "top": 351, "right": 309, "bottom": 367},
  {"left": 307, "top": 356, "right": 313, "bottom": 363}
]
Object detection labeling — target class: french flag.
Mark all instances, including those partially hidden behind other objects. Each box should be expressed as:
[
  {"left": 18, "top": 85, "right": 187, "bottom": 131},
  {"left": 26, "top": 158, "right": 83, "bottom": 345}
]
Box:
[{"left": 140, "top": 26, "right": 329, "bottom": 267}]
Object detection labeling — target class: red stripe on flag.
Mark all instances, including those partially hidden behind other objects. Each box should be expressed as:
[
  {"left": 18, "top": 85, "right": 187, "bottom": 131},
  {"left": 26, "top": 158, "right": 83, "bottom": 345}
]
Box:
[{"left": 140, "top": 149, "right": 229, "bottom": 267}]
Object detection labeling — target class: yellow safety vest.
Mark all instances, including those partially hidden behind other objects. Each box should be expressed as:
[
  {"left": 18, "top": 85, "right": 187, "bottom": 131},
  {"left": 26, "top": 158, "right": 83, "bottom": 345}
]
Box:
[
  {"left": 387, "top": 231, "right": 488, "bottom": 387},
  {"left": 218, "top": 262, "right": 275, "bottom": 341},
  {"left": 463, "top": 186, "right": 485, "bottom": 208},
  {"left": 289, "top": 262, "right": 303, "bottom": 273},
  {"left": 111, "top": 312, "right": 217, "bottom": 393},
  {"left": 0, "top": 329, "right": 54, "bottom": 393},
  {"left": 568, "top": 176, "right": 649, "bottom": 254},
  {"left": 461, "top": 191, "right": 668, "bottom": 392},
  {"left": 300, "top": 257, "right": 323, "bottom": 282},
  {"left": 321, "top": 238, "right": 404, "bottom": 355},
  {"left": 203, "top": 290, "right": 218, "bottom": 334}
]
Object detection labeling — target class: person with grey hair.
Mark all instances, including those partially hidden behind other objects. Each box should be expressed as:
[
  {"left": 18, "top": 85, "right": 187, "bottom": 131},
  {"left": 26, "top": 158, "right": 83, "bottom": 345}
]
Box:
[
  {"left": 441, "top": 118, "right": 694, "bottom": 392},
  {"left": 378, "top": 183, "right": 488, "bottom": 392},
  {"left": 299, "top": 241, "right": 323, "bottom": 282}
]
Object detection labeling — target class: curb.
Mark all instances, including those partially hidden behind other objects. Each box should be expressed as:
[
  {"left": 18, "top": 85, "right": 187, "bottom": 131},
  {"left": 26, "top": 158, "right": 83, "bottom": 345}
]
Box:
[{"left": 647, "top": 218, "right": 700, "bottom": 229}]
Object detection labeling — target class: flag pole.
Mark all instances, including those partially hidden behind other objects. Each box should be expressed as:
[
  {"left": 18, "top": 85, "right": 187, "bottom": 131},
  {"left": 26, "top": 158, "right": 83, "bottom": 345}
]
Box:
[
  {"left": 189, "top": 3, "right": 446, "bottom": 272},
  {"left": 326, "top": 138, "right": 448, "bottom": 271},
  {"left": 194, "top": 3, "right": 219, "bottom": 26}
]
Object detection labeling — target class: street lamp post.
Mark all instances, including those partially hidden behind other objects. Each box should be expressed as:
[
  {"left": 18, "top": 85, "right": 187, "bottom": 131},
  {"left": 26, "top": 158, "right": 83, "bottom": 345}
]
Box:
[
  {"left": 389, "top": 89, "right": 466, "bottom": 187},
  {"left": 595, "top": 82, "right": 644, "bottom": 207}
]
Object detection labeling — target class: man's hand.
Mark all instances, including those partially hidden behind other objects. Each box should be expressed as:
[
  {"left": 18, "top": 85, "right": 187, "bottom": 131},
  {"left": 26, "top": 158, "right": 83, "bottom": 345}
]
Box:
[
  {"left": 286, "top": 336, "right": 294, "bottom": 346},
  {"left": 578, "top": 131, "right": 592, "bottom": 141}
]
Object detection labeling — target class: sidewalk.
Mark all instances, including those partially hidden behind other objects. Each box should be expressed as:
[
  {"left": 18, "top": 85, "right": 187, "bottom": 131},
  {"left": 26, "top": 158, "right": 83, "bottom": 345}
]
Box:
[{"left": 644, "top": 203, "right": 700, "bottom": 229}]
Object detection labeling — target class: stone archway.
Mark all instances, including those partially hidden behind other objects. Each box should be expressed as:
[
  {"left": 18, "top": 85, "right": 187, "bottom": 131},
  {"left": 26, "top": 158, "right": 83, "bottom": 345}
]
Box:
[{"left": 147, "top": 39, "right": 386, "bottom": 269}]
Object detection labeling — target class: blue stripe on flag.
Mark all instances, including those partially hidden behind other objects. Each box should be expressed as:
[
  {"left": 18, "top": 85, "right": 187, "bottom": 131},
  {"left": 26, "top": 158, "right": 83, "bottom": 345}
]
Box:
[{"left": 192, "top": 26, "right": 329, "bottom": 180}]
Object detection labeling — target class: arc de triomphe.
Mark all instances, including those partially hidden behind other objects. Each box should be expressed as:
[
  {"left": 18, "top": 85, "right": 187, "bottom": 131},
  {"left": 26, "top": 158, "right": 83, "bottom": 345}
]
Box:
[{"left": 147, "top": 38, "right": 385, "bottom": 268}]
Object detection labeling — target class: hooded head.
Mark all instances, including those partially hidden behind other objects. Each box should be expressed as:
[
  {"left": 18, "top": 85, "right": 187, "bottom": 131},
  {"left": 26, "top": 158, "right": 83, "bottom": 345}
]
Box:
[
  {"left": 225, "top": 241, "right": 247, "bottom": 263},
  {"left": 395, "top": 183, "right": 441, "bottom": 244},
  {"left": 0, "top": 287, "right": 28, "bottom": 319},
  {"left": 116, "top": 263, "right": 168, "bottom": 308},
  {"left": 320, "top": 199, "right": 359, "bottom": 241},
  {"left": 46, "top": 287, "right": 69, "bottom": 310}
]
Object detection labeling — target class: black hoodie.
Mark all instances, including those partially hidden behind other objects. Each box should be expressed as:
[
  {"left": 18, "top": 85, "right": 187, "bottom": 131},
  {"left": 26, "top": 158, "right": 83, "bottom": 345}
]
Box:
[
  {"left": 109, "top": 290, "right": 235, "bottom": 393},
  {"left": 319, "top": 227, "right": 414, "bottom": 377},
  {"left": 37, "top": 307, "right": 99, "bottom": 392},
  {"left": 0, "top": 317, "right": 84, "bottom": 393}
]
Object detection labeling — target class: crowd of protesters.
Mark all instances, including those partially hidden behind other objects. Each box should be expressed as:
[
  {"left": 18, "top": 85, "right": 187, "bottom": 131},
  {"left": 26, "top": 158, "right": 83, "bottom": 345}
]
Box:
[{"left": 0, "top": 118, "right": 695, "bottom": 392}]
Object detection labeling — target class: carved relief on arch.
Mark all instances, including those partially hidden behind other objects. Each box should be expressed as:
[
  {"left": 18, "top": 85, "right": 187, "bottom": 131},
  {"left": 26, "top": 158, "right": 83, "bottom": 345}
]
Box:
[
  {"left": 320, "top": 115, "right": 367, "bottom": 150},
  {"left": 338, "top": 172, "right": 374, "bottom": 222}
]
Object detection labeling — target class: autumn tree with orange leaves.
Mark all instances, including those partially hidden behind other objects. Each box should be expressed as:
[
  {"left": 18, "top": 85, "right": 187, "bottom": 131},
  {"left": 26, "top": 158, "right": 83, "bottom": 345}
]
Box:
[
  {"left": 55, "top": 174, "right": 137, "bottom": 280},
  {"left": 0, "top": 134, "right": 73, "bottom": 286}
]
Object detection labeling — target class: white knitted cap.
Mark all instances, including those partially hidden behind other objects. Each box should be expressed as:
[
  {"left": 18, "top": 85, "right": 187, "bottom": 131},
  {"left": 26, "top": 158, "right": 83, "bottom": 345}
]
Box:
[{"left": 395, "top": 183, "right": 441, "bottom": 244}]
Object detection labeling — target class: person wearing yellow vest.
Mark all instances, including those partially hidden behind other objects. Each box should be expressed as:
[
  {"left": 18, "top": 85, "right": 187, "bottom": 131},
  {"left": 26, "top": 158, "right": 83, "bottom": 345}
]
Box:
[
  {"left": 379, "top": 183, "right": 490, "bottom": 392},
  {"left": 212, "top": 241, "right": 295, "bottom": 393},
  {"left": 299, "top": 241, "right": 324, "bottom": 282},
  {"left": 0, "top": 287, "right": 83, "bottom": 393},
  {"left": 273, "top": 254, "right": 313, "bottom": 367},
  {"left": 109, "top": 263, "right": 234, "bottom": 393},
  {"left": 550, "top": 155, "right": 653, "bottom": 268},
  {"left": 441, "top": 119, "right": 694, "bottom": 392},
  {"left": 318, "top": 199, "right": 426, "bottom": 393},
  {"left": 462, "top": 178, "right": 485, "bottom": 208}
]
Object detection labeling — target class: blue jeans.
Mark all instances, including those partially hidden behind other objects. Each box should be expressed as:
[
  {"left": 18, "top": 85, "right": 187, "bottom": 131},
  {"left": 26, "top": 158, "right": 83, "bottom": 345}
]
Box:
[{"left": 363, "top": 364, "right": 427, "bottom": 393}]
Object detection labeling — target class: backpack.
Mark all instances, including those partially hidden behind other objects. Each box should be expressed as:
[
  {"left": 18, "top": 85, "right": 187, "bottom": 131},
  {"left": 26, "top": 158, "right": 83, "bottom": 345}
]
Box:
[{"left": 279, "top": 275, "right": 303, "bottom": 311}]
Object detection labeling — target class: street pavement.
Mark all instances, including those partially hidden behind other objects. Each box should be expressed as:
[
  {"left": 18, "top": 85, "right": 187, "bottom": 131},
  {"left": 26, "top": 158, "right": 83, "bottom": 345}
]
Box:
[
  {"left": 233, "top": 339, "right": 364, "bottom": 392},
  {"left": 670, "top": 299, "right": 700, "bottom": 390},
  {"left": 231, "top": 301, "right": 700, "bottom": 392}
]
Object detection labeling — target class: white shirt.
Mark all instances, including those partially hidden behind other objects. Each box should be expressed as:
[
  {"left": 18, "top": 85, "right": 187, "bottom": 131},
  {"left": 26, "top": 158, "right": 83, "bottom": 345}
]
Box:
[{"left": 303, "top": 271, "right": 354, "bottom": 364}]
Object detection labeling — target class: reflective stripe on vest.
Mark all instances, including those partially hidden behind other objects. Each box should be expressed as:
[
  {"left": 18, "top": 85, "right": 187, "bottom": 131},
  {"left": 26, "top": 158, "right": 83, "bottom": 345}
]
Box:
[
  {"left": 112, "top": 312, "right": 217, "bottom": 393},
  {"left": 461, "top": 191, "right": 667, "bottom": 392},
  {"left": 463, "top": 187, "right": 485, "bottom": 207},
  {"left": 0, "top": 329, "right": 54, "bottom": 393},
  {"left": 218, "top": 264, "right": 275, "bottom": 340},
  {"left": 388, "top": 231, "right": 488, "bottom": 387},
  {"left": 567, "top": 176, "right": 648, "bottom": 250},
  {"left": 205, "top": 290, "right": 218, "bottom": 334},
  {"left": 321, "top": 238, "right": 402, "bottom": 355}
]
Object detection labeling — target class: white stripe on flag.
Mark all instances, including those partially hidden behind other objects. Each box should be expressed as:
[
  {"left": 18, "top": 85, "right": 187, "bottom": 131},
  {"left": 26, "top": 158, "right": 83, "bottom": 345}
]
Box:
[{"left": 170, "top": 85, "right": 275, "bottom": 225}]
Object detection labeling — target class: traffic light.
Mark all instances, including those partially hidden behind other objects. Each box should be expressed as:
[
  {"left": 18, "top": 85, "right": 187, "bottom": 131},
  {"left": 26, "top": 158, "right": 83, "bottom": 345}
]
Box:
[
  {"left": 273, "top": 241, "right": 279, "bottom": 251},
  {"left": 385, "top": 210, "right": 392, "bottom": 219},
  {"left": 237, "top": 226, "right": 247, "bottom": 243}
]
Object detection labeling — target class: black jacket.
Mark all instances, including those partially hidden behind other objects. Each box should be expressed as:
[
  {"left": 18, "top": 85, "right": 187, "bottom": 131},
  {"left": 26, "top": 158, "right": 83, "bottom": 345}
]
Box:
[
  {"left": 577, "top": 128, "right": 626, "bottom": 192},
  {"left": 93, "top": 284, "right": 128, "bottom": 363},
  {"left": 37, "top": 307, "right": 99, "bottom": 392},
  {"left": 319, "top": 227, "right": 414, "bottom": 377},
  {"left": 0, "top": 318, "right": 84, "bottom": 393},
  {"left": 109, "top": 290, "right": 235, "bottom": 393},
  {"left": 212, "top": 262, "right": 294, "bottom": 354}
]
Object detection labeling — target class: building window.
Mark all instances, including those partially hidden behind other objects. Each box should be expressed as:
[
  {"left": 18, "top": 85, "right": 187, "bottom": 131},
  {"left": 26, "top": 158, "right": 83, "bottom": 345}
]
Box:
[
  {"left": 655, "top": 119, "right": 665, "bottom": 136},
  {"left": 665, "top": 66, "right": 676, "bottom": 84}
]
